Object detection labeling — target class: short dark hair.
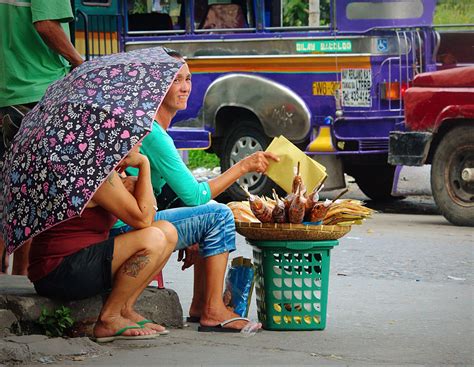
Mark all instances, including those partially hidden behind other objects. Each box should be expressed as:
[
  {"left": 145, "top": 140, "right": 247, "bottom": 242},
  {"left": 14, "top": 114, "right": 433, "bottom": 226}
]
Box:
[{"left": 163, "top": 47, "right": 183, "bottom": 59}]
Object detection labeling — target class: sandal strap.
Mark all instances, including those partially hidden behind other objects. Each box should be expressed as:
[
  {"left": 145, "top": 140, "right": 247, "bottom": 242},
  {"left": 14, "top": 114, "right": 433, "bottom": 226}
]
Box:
[
  {"left": 220, "top": 317, "right": 250, "bottom": 327},
  {"left": 136, "top": 319, "right": 154, "bottom": 326},
  {"left": 113, "top": 325, "right": 143, "bottom": 336}
]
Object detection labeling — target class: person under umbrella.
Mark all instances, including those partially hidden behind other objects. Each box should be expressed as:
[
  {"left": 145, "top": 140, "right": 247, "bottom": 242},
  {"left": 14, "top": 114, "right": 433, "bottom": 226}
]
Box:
[
  {"left": 31, "top": 144, "right": 177, "bottom": 342},
  {"left": 111, "top": 50, "right": 274, "bottom": 333},
  {"left": 1, "top": 47, "right": 183, "bottom": 342}
]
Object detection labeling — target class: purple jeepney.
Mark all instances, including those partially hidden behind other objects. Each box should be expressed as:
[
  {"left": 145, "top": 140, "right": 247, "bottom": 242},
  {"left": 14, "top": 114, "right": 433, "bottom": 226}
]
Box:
[{"left": 74, "top": 0, "right": 439, "bottom": 200}]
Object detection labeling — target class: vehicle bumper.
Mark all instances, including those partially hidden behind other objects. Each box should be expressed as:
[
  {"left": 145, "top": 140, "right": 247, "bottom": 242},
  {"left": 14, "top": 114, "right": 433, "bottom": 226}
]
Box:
[{"left": 388, "top": 131, "right": 433, "bottom": 166}]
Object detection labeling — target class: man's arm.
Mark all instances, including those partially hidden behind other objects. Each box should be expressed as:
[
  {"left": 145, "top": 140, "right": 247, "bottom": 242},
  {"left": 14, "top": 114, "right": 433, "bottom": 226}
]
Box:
[
  {"left": 34, "top": 20, "right": 83, "bottom": 68},
  {"left": 139, "top": 126, "right": 212, "bottom": 206}
]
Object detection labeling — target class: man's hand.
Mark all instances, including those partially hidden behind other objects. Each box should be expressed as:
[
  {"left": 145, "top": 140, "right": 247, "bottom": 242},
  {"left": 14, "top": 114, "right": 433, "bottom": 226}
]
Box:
[
  {"left": 177, "top": 244, "right": 199, "bottom": 271},
  {"left": 239, "top": 151, "right": 279, "bottom": 174},
  {"left": 116, "top": 144, "right": 148, "bottom": 172}
]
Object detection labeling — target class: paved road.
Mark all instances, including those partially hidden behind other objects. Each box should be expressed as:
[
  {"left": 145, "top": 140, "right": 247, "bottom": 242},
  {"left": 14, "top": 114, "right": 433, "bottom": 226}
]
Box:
[{"left": 39, "top": 191, "right": 473, "bottom": 366}]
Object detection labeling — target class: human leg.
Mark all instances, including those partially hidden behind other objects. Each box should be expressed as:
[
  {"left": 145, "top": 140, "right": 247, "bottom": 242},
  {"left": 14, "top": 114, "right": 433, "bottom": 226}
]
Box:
[
  {"left": 12, "top": 239, "right": 31, "bottom": 275},
  {"left": 150, "top": 202, "right": 236, "bottom": 255},
  {"left": 0, "top": 237, "right": 8, "bottom": 274},
  {"left": 119, "top": 221, "right": 177, "bottom": 333},
  {"left": 188, "top": 256, "right": 205, "bottom": 319},
  {"left": 198, "top": 252, "right": 253, "bottom": 331},
  {"left": 93, "top": 226, "right": 176, "bottom": 340},
  {"left": 111, "top": 202, "right": 247, "bottom": 329},
  {"left": 155, "top": 203, "right": 255, "bottom": 331},
  {"left": 152, "top": 202, "right": 236, "bottom": 319}
]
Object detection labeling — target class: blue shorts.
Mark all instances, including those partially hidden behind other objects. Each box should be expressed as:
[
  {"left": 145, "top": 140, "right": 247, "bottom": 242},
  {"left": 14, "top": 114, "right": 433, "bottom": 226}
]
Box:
[{"left": 110, "top": 201, "right": 236, "bottom": 258}]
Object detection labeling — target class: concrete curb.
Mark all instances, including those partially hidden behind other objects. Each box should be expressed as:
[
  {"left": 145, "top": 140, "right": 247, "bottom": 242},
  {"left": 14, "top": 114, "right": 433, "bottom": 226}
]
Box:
[
  {"left": 0, "top": 275, "right": 184, "bottom": 364},
  {"left": 0, "top": 335, "right": 111, "bottom": 365},
  {"left": 0, "top": 276, "right": 183, "bottom": 337}
]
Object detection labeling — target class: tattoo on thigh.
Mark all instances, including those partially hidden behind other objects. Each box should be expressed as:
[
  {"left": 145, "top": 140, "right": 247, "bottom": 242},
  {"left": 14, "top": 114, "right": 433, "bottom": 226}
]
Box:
[{"left": 122, "top": 254, "right": 150, "bottom": 278}]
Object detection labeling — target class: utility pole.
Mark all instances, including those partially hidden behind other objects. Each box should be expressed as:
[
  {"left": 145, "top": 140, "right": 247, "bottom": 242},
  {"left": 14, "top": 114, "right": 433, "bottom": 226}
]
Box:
[{"left": 309, "top": 0, "right": 320, "bottom": 27}]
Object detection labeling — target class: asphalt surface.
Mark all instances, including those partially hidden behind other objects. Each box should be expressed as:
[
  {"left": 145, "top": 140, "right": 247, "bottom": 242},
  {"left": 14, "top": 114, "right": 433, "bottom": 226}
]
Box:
[
  {"left": 2, "top": 176, "right": 472, "bottom": 366},
  {"left": 18, "top": 188, "right": 471, "bottom": 366}
]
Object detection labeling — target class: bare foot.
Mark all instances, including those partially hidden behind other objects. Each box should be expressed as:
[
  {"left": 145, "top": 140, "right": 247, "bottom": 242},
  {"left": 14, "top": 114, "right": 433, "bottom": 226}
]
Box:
[
  {"left": 93, "top": 315, "right": 156, "bottom": 339},
  {"left": 188, "top": 303, "right": 203, "bottom": 319},
  {"left": 122, "top": 309, "right": 168, "bottom": 333},
  {"left": 200, "top": 307, "right": 256, "bottom": 331}
]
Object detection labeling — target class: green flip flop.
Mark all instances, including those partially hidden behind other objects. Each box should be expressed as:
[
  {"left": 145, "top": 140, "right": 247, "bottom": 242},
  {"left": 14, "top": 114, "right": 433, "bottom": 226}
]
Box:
[
  {"left": 137, "top": 319, "right": 170, "bottom": 335},
  {"left": 94, "top": 325, "right": 157, "bottom": 343}
]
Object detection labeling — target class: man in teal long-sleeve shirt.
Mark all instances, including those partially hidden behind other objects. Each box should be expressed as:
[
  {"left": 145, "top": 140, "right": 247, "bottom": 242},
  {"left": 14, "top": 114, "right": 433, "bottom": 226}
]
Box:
[
  {"left": 113, "top": 49, "right": 277, "bottom": 229},
  {"left": 111, "top": 50, "right": 278, "bottom": 326},
  {"left": 127, "top": 121, "right": 212, "bottom": 207}
]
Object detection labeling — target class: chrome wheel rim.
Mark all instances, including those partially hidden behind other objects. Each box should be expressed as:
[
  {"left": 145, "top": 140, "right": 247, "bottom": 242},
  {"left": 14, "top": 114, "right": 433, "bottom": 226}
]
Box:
[{"left": 229, "top": 136, "right": 264, "bottom": 188}]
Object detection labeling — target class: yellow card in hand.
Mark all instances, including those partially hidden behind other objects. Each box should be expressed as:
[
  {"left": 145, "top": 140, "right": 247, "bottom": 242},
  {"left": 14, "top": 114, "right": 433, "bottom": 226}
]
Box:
[{"left": 265, "top": 136, "right": 327, "bottom": 194}]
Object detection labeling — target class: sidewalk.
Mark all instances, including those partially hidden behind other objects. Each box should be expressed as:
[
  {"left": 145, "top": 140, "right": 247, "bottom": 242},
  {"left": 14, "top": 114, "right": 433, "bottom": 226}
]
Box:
[
  {"left": 1, "top": 212, "right": 473, "bottom": 365},
  {"left": 0, "top": 275, "right": 183, "bottom": 365},
  {"left": 1, "top": 275, "right": 471, "bottom": 366},
  {"left": 94, "top": 276, "right": 472, "bottom": 366}
]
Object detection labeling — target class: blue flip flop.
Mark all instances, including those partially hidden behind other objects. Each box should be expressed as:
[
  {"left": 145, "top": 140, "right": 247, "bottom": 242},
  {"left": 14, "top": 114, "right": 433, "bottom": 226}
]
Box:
[
  {"left": 93, "top": 325, "right": 157, "bottom": 343},
  {"left": 198, "top": 317, "right": 250, "bottom": 333},
  {"left": 137, "top": 319, "right": 170, "bottom": 335}
]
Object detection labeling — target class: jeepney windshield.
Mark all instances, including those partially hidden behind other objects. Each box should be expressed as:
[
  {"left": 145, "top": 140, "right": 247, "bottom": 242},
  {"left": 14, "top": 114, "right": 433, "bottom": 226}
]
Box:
[
  {"left": 346, "top": 0, "right": 424, "bottom": 20},
  {"left": 125, "top": 0, "right": 332, "bottom": 34}
]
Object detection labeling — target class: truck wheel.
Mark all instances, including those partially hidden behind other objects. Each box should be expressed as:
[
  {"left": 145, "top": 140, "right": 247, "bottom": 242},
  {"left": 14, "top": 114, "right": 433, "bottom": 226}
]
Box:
[
  {"left": 220, "top": 123, "right": 282, "bottom": 201},
  {"left": 431, "top": 126, "right": 474, "bottom": 226},
  {"left": 349, "top": 164, "right": 398, "bottom": 201}
]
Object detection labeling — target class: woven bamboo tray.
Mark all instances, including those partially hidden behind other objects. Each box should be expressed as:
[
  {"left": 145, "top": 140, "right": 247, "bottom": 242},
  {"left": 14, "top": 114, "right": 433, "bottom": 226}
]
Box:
[{"left": 235, "top": 221, "right": 351, "bottom": 241}]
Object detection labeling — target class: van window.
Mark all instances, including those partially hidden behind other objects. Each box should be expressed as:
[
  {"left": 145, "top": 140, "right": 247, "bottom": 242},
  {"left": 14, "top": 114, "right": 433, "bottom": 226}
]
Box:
[
  {"left": 194, "top": 0, "right": 254, "bottom": 31},
  {"left": 127, "top": 0, "right": 182, "bottom": 32},
  {"left": 346, "top": 0, "right": 424, "bottom": 20},
  {"left": 82, "top": 0, "right": 111, "bottom": 5},
  {"left": 264, "top": 0, "right": 330, "bottom": 30}
]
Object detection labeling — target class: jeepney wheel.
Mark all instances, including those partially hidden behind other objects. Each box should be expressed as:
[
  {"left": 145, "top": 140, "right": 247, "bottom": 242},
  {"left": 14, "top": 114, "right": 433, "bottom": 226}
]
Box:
[
  {"left": 431, "top": 126, "right": 474, "bottom": 227},
  {"left": 348, "top": 163, "right": 398, "bottom": 201},
  {"left": 220, "top": 123, "right": 283, "bottom": 201}
]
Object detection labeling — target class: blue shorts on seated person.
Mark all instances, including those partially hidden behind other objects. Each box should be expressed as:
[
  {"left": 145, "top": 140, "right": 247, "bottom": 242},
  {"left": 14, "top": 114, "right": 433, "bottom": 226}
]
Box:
[{"left": 109, "top": 201, "right": 236, "bottom": 258}]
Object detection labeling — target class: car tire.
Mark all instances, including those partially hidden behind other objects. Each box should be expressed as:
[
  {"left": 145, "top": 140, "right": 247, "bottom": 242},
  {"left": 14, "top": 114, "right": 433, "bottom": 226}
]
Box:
[
  {"left": 348, "top": 163, "right": 399, "bottom": 201},
  {"left": 220, "top": 122, "right": 284, "bottom": 201}
]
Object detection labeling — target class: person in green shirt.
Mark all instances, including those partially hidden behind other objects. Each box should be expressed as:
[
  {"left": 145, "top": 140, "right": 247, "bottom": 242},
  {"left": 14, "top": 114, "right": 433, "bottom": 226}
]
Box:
[
  {"left": 0, "top": 0, "right": 83, "bottom": 275},
  {"left": 111, "top": 50, "right": 278, "bottom": 332}
]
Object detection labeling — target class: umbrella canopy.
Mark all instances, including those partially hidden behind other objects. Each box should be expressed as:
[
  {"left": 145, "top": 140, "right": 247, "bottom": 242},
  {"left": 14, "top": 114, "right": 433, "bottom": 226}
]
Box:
[{"left": 1, "top": 47, "right": 183, "bottom": 254}]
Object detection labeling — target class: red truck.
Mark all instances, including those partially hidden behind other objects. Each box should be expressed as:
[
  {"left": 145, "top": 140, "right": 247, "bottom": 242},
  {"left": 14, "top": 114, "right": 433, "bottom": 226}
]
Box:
[{"left": 389, "top": 66, "right": 474, "bottom": 226}]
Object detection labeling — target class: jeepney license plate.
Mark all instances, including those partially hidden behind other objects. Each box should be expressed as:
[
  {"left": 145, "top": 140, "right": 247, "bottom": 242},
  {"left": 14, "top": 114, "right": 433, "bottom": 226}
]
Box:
[
  {"left": 312, "top": 81, "right": 340, "bottom": 96},
  {"left": 341, "top": 68, "right": 372, "bottom": 107}
]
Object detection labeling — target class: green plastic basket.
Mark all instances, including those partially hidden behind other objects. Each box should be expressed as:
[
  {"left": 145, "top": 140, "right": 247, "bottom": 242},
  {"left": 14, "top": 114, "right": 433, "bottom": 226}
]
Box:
[{"left": 248, "top": 240, "right": 338, "bottom": 331}]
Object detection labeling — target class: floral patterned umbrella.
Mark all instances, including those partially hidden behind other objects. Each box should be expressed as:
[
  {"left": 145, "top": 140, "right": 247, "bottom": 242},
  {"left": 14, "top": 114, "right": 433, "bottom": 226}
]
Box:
[{"left": 1, "top": 47, "right": 182, "bottom": 253}]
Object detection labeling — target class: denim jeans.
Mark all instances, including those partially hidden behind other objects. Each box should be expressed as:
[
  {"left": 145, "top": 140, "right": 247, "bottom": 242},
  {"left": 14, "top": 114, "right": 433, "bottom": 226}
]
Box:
[{"left": 109, "top": 201, "right": 236, "bottom": 258}]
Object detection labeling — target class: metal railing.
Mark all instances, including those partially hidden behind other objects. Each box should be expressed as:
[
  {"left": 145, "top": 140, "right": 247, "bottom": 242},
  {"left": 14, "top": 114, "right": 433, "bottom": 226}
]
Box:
[{"left": 75, "top": 10, "right": 121, "bottom": 60}]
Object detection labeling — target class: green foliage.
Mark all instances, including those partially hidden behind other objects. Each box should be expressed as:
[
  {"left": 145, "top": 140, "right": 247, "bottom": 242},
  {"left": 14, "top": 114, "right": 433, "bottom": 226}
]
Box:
[
  {"left": 129, "top": 0, "right": 147, "bottom": 14},
  {"left": 187, "top": 150, "right": 220, "bottom": 170},
  {"left": 434, "top": 0, "right": 474, "bottom": 25},
  {"left": 283, "top": 0, "right": 308, "bottom": 27},
  {"left": 282, "top": 0, "right": 331, "bottom": 27},
  {"left": 319, "top": 1, "right": 331, "bottom": 26},
  {"left": 38, "top": 306, "right": 74, "bottom": 337}
]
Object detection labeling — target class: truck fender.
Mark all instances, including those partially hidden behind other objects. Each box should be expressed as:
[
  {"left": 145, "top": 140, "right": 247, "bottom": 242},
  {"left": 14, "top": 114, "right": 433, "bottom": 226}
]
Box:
[
  {"left": 434, "top": 105, "right": 474, "bottom": 132},
  {"left": 202, "top": 74, "right": 311, "bottom": 141}
]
